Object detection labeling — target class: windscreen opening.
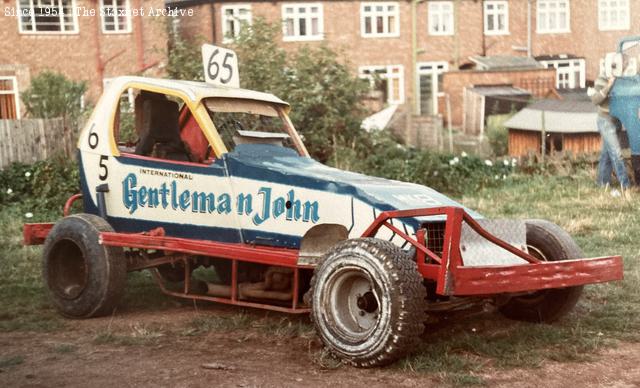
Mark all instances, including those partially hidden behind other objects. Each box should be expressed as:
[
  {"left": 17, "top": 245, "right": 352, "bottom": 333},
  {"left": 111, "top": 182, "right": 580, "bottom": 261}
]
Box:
[{"left": 205, "top": 98, "right": 298, "bottom": 153}]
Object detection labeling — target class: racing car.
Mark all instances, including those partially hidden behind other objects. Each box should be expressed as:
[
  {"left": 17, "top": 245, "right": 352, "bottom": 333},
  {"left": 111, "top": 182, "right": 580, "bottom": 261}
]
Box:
[{"left": 24, "top": 74, "right": 623, "bottom": 367}]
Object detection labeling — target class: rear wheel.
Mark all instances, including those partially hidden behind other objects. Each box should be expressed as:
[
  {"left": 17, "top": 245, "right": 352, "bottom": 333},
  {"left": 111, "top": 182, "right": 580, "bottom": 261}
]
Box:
[
  {"left": 499, "top": 219, "right": 584, "bottom": 323},
  {"left": 43, "top": 214, "right": 127, "bottom": 318},
  {"left": 307, "top": 238, "right": 426, "bottom": 367}
]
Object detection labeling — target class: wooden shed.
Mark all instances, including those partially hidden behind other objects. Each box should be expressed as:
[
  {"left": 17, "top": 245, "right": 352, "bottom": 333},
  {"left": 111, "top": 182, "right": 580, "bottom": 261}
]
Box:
[{"left": 505, "top": 98, "right": 601, "bottom": 157}]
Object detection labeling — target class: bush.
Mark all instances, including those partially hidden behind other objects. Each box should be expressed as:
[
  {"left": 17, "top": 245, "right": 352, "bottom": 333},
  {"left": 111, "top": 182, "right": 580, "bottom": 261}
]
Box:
[
  {"left": 0, "top": 157, "right": 79, "bottom": 221},
  {"left": 343, "top": 131, "right": 518, "bottom": 197},
  {"left": 486, "top": 114, "right": 511, "bottom": 157},
  {"left": 21, "top": 71, "right": 87, "bottom": 127}
]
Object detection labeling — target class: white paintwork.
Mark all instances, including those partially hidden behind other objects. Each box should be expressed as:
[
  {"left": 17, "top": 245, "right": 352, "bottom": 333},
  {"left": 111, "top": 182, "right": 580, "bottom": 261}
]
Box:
[{"left": 202, "top": 44, "right": 240, "bottom": 88}]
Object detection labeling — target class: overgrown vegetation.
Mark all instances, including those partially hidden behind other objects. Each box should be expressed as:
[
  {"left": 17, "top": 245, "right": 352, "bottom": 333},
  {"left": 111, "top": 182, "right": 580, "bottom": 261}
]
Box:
[
  {"left": 0, "top": 156, "right": 79, "bottom": 220},
  {"left": 485, "top": 114, "right": 511, "bottom": 157},
  {"left": 21, "top": 71, "right": 87, "bottom": 126}
]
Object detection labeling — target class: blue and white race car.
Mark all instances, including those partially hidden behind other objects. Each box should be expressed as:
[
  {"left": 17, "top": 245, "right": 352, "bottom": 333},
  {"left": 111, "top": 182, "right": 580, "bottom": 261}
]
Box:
[{"left": 25, "top": 75, "right": 623, "bottom": 367}]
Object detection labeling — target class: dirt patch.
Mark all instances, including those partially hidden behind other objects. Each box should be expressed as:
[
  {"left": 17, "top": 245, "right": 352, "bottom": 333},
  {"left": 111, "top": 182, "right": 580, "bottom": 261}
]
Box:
[{"left": 0, "top": 306, "right": 638, "bottom": 387}]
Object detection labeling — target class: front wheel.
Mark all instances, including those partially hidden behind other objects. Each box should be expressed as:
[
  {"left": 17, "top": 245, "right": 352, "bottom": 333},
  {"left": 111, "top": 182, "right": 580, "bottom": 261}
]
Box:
[
  {"left": 43, "top": 214, "right": 127, "bottom": 318},
  {"left": 499, "top": 219, "right": 584, "bottom": 323},
  {"left": 306, "top": 238, "right": 426, "bottom": 367}
]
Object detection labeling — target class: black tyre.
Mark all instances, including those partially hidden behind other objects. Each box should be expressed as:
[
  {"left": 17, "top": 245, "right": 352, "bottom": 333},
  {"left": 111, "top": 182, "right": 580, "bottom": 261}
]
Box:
[
  {"left": 306, "top": 238, "right": 426, "bottom": 367},
  {"left": 499, "top": 219, "right": 584, "bottom": 323},
  {"left": 43, "top": 214, "right": 127, "bottom": 318}
]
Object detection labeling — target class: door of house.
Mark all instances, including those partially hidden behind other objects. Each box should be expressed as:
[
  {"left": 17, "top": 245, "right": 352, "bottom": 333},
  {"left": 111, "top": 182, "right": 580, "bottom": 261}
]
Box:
[{"left": 417, "top": 62, "right": 448, "bottom": 116}]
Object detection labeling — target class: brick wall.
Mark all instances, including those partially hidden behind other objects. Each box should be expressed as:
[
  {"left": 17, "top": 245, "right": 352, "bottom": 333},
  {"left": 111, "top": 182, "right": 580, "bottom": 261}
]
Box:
[
  {"left": 442, "top": 68, "right": 557, "bottom": 126},
  {"left": 0, "top": 0, "right": 168, "bottom": 105},
  {"left": 176, "top": 0, "right": 638, "bottom": 116},
  {"left": 3, "top": 0, "right": 637, "bottom": 133}
]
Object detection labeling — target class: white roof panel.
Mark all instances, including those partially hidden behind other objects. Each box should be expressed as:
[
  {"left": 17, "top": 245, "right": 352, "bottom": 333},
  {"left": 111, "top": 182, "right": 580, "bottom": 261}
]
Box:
[{"left": 105, "top": 76, "right": 289, "bottom": 107}]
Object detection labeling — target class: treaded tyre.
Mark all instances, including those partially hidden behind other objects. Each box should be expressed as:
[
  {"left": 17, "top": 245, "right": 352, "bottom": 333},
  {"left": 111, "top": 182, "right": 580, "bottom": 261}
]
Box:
[
  {"left": 306, "top": 238, "right": 426, "bottom": 367},
  {"left": 499, "top": 219, "right": 584, "bottom": 323},
  {"left": 43, "top": 214, "right": 127, "bottom": 318}
]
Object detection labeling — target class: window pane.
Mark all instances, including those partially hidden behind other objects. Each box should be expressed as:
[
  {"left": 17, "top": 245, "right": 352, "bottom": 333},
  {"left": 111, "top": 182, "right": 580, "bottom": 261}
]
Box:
[
  {"left": 388, "top": 15, "right": 395, "bottom": 33},
  {"left": 285, "top": 18, "right": 294, "bottom": 36},
  {"left": 299, "top": 17, "right": 306, "bottom": 35}
]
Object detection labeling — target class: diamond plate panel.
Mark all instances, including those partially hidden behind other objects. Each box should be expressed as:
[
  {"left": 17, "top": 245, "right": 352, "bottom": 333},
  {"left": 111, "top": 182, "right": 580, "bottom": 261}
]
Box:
[{"left": 460, "top": 219, "right": 528, "bottom": 266}]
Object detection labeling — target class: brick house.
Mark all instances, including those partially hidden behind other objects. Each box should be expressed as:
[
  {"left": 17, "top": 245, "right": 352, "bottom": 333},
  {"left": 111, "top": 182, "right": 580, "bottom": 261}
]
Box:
[
  {"left": 0, "top": 0, "right": 168, "bottom": 118},
  {"left": 1, "top": 0, "right": 637, "bottom": 136},
  {"left": 165, "top": 0, "right": 637, "bottom": 130}
]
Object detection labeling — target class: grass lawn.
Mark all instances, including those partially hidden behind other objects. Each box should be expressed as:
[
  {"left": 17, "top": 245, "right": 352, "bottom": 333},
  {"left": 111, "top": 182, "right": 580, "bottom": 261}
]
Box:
[{"left": 1, "top": 171, "right": 638, "bottom": 385}]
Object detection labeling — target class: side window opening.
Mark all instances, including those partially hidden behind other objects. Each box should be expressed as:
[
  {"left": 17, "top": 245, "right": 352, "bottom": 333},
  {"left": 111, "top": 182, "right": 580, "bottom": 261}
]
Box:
[{"left": 114, "top": 89, "right": 212, "bottom": 164}]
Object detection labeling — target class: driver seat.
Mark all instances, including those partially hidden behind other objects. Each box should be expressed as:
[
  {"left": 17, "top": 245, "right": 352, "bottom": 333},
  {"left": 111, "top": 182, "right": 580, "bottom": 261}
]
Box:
[{"left": 135, "top": 98, "right": 191, "bottom": 162}]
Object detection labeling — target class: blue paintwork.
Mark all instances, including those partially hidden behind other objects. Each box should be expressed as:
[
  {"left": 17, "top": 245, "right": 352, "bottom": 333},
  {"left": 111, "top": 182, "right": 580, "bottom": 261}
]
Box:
[
  {"left": 224, "top": 144, "right": 480, "bottom": 226},
  {"left": 610, "top": 75, "right": 640, "bottom": 155},
  {"left": 116, "top": 153, "right": 227, "bottom": 176},
  {"left": 79, "top": 144, "right": 480, "bottom": 249},
  {"left": 610, "top": 36, "right": 640, "bottom": 156}
]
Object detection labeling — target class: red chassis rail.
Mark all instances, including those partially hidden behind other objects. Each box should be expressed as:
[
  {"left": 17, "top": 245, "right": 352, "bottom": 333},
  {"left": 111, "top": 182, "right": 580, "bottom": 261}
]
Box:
[{"left": 24, "top": 204, "right": 623, "bottom": 305}]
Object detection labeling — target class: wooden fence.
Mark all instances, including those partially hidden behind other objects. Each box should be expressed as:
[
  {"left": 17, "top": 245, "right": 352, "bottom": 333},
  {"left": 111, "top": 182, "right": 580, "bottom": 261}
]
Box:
[{"left": 0, "top": 118, "right": 76, "bottom": 169}]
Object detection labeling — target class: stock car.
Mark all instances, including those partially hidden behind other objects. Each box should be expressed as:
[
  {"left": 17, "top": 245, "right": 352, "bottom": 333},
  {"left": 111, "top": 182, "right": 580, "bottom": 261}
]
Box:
[{"left": 24, "top": 76, "right": 623, "bottom": 367}]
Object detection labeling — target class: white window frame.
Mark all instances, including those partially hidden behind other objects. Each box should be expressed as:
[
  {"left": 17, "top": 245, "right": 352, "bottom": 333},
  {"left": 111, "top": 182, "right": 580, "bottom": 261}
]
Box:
[
  {"left": 17, "top": 0, "right": 79, "bottom": 34},
  {"left": 221, "top": 4, "right": 252, "bottom": 43},
  {"left": 536, "top": 0, "right": 570, "bottom": 34},
  {"left": 428, "top": 1, "right": 454, "bottom": 36},
  {"left": 282, "top": 3, "right": 324, "bottom": 42},
  {"left": 483, "top": 0, "right": 509, "bottom": 35},
  {"left": 598, "top": 0, "right": 630, "bottom": 31},
  {"left": 360, "top": 2, "right": 400, "bottom": 38},
  {"left": 359, "top": 65, "right": 405, "bottom": 105},
  {"left": 416, "top": 61, "right": 448, "bottom": 115},
  {"left": 100, "top": 0, "right": 132, "bottom": 34},
  {"left": 539, "top": 58, "right": 586, "bottom": 89},
  {"left": 0, "top": 76, "right": 21, "bottom": 119}
]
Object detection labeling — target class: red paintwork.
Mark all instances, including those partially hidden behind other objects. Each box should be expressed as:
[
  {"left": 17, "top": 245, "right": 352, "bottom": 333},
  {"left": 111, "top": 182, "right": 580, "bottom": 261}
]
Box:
[
  {"left": 178, "top": 107, "right": 210, "bottom": 163},
  {"left": 99, "top": 231, "right": 310, "bottom": 269},
  {"left": 361, "top": 207, "right": 623, "bottom": 296},
  {"left": 22, "top": 194, "right": 624, "bottom": 311},
  {"left": 23, "top": 223, "right": 54, "bottom": 245},
  {"left": 63, "top": 194, "right": 83, "bottom": 217},
  {"left": 452, "top": 256, "right": 624, "bottom": 295},
  {"left": 118, "top": 152, "right": 212, "bottom": 168}
]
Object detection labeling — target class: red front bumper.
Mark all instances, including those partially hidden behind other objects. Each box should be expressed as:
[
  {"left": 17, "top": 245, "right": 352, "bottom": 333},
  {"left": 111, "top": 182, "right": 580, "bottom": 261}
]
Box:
[{"left": 361, "top": 207, "right": 624, "bottom": 296}]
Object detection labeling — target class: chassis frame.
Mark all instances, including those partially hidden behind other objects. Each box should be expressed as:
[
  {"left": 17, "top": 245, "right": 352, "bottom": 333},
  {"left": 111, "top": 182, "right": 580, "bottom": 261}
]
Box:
[{"left": 23, "top": 194, "right": 624, "bottom": 314}]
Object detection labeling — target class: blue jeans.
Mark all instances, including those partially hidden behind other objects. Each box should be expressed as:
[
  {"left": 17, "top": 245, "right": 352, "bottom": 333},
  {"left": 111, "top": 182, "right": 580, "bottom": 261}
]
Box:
[{"left": 597, "top": 115, "right": 630, "bottom": 188}]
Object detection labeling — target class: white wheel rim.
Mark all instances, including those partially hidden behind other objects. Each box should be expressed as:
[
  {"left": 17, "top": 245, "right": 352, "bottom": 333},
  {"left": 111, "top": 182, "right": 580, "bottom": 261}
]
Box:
[{"left": 324, "top": 266, "right": 382, "bottom": 341}]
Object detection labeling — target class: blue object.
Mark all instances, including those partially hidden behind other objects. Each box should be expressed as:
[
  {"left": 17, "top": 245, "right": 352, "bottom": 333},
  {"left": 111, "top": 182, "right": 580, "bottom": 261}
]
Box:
[
  {"left": 610, "top": 75, "right": 640, "bottom": 156},
  {"left": 609, "top": 35, "right": 640, "bottom": 156}
]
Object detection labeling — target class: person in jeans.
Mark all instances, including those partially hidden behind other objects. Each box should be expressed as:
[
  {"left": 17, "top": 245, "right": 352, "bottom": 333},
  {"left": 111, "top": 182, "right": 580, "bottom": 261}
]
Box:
[{"left": 589, "top": 73, "right": 630, "bottom": 192}]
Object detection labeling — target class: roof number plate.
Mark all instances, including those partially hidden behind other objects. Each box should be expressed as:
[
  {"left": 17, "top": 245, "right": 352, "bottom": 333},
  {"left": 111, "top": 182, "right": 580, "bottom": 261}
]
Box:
[{"left": 202, "top": 44, "right": 240, "bottom": 88}]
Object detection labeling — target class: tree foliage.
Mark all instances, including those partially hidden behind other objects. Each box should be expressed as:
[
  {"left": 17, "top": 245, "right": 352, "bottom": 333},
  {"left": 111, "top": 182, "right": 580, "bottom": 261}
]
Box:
[
  {"left": 166, "top": 18, "right": 369, "bottom": 163},
  {"left": 21, "top": 71, "right": 86, "bottom": 125},
  {"left": 165, "top": 25, "right": 205, "bottom": 82}
]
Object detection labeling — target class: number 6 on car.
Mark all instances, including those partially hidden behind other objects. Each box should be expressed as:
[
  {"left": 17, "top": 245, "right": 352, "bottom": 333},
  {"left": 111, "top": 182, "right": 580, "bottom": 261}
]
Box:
[{"left": 202, "top": 44, "right": 240, "bottom": 88}]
